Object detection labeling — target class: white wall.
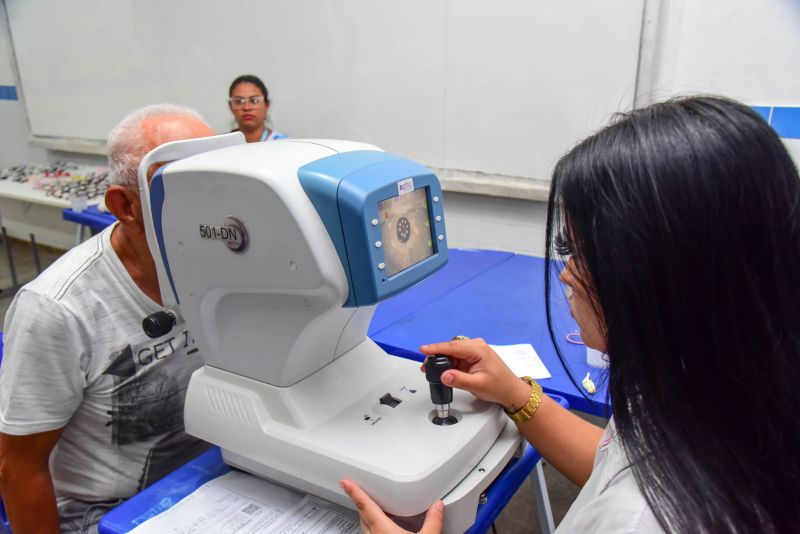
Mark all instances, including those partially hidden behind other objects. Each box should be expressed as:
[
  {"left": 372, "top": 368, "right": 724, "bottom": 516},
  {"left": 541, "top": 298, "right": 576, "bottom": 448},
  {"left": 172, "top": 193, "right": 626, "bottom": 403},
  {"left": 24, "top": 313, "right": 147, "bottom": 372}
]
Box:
[
  {"left": 444, "top": 193, "right": 548, "bottom": 256},
  {"left": 646, "top": 0, "right": 800, "bottom": 163},
  {"left": 648, "top": 0, "right": 800, "bottom": 103},
  {"left": 0, "top": 90, "right": 106, "bottom": 249},
  {"left": 7, "top": 0, "right": 643, "bottom": 190},
  {"left": 0, "top": 4, "right": 64, "bottom": 248},
  {"left": 1, "top": 0, "right": 799, "bottom": 256}
]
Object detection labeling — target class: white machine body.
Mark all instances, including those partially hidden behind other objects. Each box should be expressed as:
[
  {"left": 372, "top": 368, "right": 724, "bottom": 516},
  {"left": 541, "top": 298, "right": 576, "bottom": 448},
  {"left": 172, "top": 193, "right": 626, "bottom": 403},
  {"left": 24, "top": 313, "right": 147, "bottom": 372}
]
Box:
[{"left": 139, "top": 138, "right": 521, "bottom": 533}]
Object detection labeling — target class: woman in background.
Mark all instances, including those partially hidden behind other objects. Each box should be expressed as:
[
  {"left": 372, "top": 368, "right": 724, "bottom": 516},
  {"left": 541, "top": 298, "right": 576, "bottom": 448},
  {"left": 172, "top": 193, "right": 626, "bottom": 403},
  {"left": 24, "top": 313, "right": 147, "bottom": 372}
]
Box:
[
  {"left": 228, "top": 74, "right": 288, "bottom": 143},
  {"left": 341, "top": 96, "right": 800, "bottom": 533}
]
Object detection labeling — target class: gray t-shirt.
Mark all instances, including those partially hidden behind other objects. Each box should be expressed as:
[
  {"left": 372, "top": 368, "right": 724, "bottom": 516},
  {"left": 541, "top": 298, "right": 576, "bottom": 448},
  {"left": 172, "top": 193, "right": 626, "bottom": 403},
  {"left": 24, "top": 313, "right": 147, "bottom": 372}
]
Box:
[
  {"left": 0, "top": 224, "right": 207, "bottom": 532},
  {"left": 557, "top": 417, "right": 663, "bottom": 533}
]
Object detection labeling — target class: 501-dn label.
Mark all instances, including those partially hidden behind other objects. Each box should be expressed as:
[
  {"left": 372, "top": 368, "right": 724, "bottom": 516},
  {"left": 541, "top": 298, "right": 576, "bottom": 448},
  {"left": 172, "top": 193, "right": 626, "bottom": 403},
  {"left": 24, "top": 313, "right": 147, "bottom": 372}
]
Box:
[{"left": 199, "top": 215, "right": 249, "bottom": 253}]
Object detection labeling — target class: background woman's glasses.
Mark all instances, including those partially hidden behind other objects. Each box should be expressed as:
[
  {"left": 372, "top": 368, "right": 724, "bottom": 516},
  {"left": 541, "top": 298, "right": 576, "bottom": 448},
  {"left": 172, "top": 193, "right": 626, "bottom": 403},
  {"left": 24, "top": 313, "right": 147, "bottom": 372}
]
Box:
[{"left": 229, "top": 96, "right": 264, "bottom": 108}]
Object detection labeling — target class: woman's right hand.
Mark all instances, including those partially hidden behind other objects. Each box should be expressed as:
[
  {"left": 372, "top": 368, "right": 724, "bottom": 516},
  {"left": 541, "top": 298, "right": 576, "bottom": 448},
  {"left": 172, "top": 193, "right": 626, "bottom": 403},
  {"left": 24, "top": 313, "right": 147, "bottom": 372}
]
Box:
[
  {"left": 340, "top": 479, "right": 444, "bottom": 534},
  {"left": 420, "top": 338, "right": 531, "bottom": 412}
]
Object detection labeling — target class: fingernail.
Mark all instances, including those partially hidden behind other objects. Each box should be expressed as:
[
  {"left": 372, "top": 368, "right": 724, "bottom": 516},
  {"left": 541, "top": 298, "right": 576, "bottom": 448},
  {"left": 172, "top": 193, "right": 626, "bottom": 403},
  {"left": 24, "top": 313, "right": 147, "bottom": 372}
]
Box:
[
  {"left": 442, "top": 373, "right": 453, "bottom": 385},
  {"left": 436, "top": 501, "right": 445, "bottom": 511},
  {"left": 339, "top": 481, "right": 346, "bottom": 491}
]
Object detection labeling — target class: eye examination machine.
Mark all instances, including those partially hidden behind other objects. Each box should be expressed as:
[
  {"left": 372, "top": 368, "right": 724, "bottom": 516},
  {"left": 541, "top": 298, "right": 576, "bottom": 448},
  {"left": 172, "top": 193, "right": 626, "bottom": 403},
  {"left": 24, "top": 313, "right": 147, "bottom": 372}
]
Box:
[{"left": 138, "top": 134, "right": 522, "bottom": 533}]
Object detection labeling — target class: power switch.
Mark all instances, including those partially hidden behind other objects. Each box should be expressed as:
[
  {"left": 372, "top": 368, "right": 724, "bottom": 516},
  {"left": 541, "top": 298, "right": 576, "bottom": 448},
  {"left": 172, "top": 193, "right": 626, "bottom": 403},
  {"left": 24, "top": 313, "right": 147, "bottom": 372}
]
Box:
[{"left": 379, "top": 393, "right": 401, "bottom": 408}]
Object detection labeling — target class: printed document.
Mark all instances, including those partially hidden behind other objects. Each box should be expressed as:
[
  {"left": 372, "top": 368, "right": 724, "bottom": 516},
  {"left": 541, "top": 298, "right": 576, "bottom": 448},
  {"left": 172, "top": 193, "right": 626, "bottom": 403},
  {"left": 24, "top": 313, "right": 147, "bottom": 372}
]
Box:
[{"left": 128, "top": 471, "right": 360, "bottom": 533}]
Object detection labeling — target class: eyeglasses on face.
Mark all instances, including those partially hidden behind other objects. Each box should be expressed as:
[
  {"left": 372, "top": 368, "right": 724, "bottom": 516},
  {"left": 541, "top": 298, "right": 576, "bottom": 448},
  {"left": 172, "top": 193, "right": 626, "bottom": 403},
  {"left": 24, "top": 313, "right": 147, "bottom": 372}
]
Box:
[{"left": 229, "top": 96, "right": 265, "bottom": 108}]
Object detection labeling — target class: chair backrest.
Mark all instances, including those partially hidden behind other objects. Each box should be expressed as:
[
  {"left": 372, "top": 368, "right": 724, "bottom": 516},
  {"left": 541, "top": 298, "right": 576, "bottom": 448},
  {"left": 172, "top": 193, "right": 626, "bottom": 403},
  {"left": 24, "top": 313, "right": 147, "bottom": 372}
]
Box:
[
  {"left": 0, "top": 500, "right": 8, "bottom": 533},
  {"left": 0, "top": 331, "right": 9, "bottom": 532}
]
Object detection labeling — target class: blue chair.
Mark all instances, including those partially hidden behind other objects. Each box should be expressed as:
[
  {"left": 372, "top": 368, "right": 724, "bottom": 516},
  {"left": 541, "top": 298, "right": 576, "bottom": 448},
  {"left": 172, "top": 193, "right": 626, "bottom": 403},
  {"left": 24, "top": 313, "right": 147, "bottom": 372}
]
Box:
[
  {"left": 0, "top": 497, "right": 7, "bottom": 533},
  {"left": 0, "top": 332, "right": 9, "bottom": 533},
  {"left": 465, "top": 393, "right": 568, "bottom": 534}
]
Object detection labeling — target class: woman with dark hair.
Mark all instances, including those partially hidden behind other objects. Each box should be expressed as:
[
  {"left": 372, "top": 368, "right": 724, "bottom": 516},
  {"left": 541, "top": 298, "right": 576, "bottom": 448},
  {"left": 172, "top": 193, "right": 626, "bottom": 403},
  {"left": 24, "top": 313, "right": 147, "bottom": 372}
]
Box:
[
  {"left": 341, "top": 96, "right": 800, "bottom": 533},
  {"left": 228, "top": 74, "right": 288, "bottom": 143}
]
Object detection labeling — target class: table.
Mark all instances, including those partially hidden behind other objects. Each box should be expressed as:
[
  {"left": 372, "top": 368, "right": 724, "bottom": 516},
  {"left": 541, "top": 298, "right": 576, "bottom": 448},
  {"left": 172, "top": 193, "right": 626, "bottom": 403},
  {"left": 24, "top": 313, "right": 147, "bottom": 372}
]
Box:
[
  {"left": 0, "top": 179, "right": 71, "bottom": 209},
  {"left": 0, "top": 180, "right": 63, "bottom": 296},
  {"left": 371, "top": 249, "right": 610, "bottom": 417},
  {"left": 100, "top": 394, "right": 569, "bottom": 534},
  {"left": 62, "top": 205, "right": 117, "bottom": 245}
]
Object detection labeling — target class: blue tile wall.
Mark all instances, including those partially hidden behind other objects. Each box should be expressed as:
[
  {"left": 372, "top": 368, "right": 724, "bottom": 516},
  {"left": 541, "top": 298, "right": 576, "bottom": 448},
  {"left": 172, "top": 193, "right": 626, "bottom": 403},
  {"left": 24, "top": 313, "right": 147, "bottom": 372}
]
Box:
[
  {"left": 752, "top": 105, "right": 800, "bottom": 139},
  {"left": 752, "top": 106, "right": 772, "bottom": 123},
  {"left": 0, "top": 85, "right": 18, "bottom": 101},
  {"left": 770, "top": 107, "right": 800, "bottom": 140}
]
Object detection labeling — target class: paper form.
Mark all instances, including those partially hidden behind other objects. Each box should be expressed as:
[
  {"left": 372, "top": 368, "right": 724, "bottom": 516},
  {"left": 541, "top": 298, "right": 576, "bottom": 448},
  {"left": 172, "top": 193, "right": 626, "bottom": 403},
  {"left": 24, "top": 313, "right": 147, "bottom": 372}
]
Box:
[
  {"left": 490, "top": 343, "right": 551, "bottom": 380},
  {"left": 128, "top": 471, "right": 360, "bottom": 534}
]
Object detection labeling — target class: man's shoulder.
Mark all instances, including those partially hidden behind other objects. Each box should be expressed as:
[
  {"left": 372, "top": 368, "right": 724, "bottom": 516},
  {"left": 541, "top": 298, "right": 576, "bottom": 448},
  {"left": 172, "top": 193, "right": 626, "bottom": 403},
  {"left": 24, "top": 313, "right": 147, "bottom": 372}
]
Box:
[{"left": 23, "top": 231, "right": 111, "bottom": 301}]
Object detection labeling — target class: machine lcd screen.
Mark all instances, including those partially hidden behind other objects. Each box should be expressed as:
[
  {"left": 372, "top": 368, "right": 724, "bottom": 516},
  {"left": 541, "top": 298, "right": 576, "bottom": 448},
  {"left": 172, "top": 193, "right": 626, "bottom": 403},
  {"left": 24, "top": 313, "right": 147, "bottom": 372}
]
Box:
[{"left": 378, "top": 187, "right": 434, "bottom": 277}]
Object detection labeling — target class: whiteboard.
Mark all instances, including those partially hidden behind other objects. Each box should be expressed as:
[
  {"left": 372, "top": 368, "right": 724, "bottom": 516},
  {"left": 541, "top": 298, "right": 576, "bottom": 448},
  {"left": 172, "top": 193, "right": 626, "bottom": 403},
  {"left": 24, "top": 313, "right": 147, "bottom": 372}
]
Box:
[{"left": 7, "top": 0, "right": 643, "bottom": 184}]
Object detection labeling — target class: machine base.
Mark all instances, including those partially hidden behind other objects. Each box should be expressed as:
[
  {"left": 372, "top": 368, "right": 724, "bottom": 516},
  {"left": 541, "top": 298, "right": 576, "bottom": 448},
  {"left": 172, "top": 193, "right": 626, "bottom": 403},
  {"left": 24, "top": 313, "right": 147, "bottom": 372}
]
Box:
[{"left": 184, "top": 338, "right": 520, "bottom": 531}]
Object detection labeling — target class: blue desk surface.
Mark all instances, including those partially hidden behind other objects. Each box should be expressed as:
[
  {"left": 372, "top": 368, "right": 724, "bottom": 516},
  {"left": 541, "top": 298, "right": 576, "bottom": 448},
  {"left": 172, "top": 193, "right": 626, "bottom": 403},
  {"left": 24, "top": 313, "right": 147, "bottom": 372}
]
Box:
[
  {"left": 371, "top": 251, "right": 609, "bottom": 417},
  {"left": 62, "top": 205, "right": 117, "bottom": 232},
  {"left": 369, "top": 249, "right": 514, "bottom": 335},
  {"left": 101, "top": 395, "right": 569, "bottom": 534}
]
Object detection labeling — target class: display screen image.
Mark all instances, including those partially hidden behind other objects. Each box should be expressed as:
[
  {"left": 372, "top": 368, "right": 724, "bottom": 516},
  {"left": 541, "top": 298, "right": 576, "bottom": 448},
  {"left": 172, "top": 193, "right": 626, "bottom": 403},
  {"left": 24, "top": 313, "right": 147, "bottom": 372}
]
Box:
[{"left": 377, "top": 187, "right": 434, "bottom": 277}]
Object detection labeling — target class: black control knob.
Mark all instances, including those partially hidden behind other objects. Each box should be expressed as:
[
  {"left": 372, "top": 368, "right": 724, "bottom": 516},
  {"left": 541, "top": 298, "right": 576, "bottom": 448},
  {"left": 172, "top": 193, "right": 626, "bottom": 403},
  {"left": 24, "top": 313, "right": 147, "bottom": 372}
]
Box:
[
  {"left": 425, "top": 355, "right": 458, "bottom": 425},
  {"left": 425, "top": 355, "right": 454, "bottom": 405},
  {"left": 142, "top": 310, "right": 177, "bottom": 338}
]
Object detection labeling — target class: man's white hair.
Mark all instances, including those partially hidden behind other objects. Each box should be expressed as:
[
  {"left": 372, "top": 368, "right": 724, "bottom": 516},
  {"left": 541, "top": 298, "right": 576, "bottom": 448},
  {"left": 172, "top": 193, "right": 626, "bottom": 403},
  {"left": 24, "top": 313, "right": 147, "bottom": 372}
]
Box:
[{"left": 107, "top": 104, "right": 207, "bottom": 189}]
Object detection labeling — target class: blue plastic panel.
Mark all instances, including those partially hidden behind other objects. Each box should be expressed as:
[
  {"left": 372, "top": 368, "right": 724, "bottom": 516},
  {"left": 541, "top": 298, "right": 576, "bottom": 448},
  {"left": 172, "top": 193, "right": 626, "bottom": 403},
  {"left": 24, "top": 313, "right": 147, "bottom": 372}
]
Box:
[
  {"left": 300, "top": 151, "right": 448, "bottom": 306},
  {"left": 149, "top": 166, "right": 180, "bottom": 304}
]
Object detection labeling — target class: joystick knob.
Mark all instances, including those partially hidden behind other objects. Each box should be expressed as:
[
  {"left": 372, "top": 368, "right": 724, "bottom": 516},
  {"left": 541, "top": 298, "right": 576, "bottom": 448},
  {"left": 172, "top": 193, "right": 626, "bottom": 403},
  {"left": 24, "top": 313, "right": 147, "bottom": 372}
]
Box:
[{"left": 425, "top": 355, "right": 458, "bottom": 426}]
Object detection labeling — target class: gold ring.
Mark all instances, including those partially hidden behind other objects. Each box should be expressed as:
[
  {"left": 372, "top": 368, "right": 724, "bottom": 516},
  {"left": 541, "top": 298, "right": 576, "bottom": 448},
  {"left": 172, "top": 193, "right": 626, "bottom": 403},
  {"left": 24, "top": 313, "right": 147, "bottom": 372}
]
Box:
[{"left": 452, "top": 335, "right": 470, "bottom": 341}]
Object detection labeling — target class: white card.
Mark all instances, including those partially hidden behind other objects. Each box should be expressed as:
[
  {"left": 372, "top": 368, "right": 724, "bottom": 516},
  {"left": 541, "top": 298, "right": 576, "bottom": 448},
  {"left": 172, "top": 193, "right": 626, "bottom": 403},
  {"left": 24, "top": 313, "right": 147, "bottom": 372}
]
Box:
[{"left": 490, "top": 343, "right": 551, "bottom": 380}]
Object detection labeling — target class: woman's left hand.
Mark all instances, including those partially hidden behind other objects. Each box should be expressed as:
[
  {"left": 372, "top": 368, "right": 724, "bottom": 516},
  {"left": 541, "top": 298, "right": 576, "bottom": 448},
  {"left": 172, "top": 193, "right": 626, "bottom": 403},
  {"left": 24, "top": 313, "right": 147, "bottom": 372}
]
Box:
[{"left": 340, "top": 479, "right": 445, "bottom": 534}]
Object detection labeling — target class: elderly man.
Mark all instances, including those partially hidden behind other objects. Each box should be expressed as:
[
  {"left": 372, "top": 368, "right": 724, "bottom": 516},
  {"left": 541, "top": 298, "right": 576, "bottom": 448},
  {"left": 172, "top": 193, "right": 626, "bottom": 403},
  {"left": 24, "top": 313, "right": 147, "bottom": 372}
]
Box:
[{"left": 0, "top": 104, "right": 214, "bottom": 533}]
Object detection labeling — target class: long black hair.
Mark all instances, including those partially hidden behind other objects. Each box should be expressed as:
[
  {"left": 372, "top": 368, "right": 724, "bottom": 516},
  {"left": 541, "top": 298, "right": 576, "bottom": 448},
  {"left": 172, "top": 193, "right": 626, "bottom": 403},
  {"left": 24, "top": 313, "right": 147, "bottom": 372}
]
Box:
[{"left": 544, "top": 96, "right": 800, "bottom": 533}]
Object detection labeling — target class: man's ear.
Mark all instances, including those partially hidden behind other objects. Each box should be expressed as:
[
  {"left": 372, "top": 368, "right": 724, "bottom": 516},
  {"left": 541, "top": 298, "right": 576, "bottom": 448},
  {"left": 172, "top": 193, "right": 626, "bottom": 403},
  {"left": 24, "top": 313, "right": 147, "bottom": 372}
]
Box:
[{"left": 105, "top": 185, "right": 141, "bottom": 226}]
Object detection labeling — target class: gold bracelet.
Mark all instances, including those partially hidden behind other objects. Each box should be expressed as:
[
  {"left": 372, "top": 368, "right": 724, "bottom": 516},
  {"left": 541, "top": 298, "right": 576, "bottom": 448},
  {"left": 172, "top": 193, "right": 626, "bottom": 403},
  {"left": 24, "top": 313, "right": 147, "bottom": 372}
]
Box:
[{"left": 504, "top": 376, "right": 543, "bottom": 423}]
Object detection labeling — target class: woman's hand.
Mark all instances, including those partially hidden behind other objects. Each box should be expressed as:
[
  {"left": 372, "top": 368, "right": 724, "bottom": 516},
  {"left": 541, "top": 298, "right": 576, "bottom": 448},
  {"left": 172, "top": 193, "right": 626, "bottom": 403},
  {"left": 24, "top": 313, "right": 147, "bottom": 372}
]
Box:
[
  {"left": 420, "top": 338, "right": 531, "bottom": 412},
  {"left": 340, "top": 480, "right": 444, "bottom": 534}
]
